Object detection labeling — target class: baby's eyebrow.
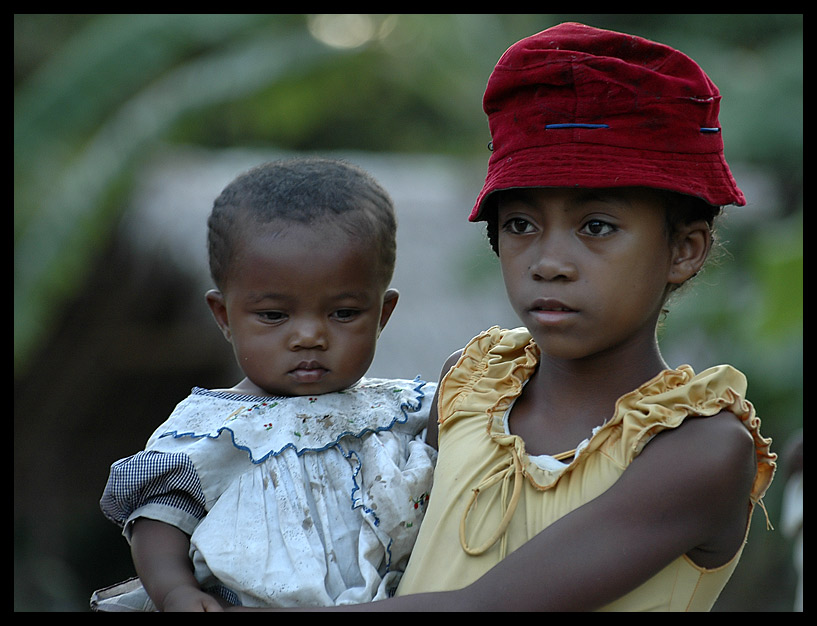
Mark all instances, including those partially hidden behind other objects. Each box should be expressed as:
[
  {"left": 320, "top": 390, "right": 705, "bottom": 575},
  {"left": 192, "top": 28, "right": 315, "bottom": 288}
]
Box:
[
  {"left": 245, "top": 291, "right": 374, "bottom": 305},
  {"left": 330, "top": 292, "right": 376, "bottom": 306},
  {"left": 246, "top": 292, "right": 289, "bottom": 304}
]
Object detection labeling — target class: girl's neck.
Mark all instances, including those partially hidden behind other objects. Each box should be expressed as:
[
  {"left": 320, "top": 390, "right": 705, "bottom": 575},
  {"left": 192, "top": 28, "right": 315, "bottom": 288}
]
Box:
[
  {"left": 509, "top": 336, "right": 670, "bottom": 457},
  {"left": 531, "top": 336, "right": 669, "bottom": 415}
]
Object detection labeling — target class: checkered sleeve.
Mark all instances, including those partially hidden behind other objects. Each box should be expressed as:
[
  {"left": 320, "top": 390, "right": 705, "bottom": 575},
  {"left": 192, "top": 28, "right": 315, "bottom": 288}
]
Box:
[{"left": 100, "top": 450, "right": 207, "bottom": 539}]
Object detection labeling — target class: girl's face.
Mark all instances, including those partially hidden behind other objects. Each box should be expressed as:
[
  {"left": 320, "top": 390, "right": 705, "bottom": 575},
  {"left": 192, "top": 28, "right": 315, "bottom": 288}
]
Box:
[
  {"left": 206, "top": 220, "right": 397, "bottom": 397},
  {"left": 496, "top": 187, "right": 706, "bottom": 363}
]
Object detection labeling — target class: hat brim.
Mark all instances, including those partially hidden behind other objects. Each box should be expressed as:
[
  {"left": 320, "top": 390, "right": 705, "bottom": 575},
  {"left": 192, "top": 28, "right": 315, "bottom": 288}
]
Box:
[{"left": 469, "top": 143, "right": 745, "bottom": 222}]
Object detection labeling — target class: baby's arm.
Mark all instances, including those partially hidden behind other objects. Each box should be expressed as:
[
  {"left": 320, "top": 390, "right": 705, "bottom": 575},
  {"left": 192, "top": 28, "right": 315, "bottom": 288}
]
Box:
[{"left": 130, "top": 518, "right": 225, "bottom": 612}]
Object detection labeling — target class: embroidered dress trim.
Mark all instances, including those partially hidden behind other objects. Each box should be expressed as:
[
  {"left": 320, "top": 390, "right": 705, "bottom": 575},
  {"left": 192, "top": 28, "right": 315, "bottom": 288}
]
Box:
[{"left": 151, "top": 377, "right": 431, "bottom": 463}]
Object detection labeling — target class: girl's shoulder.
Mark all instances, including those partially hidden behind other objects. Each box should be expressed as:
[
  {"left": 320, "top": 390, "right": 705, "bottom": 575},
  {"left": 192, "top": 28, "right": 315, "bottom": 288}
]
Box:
[
  {"left": 437, "top": 327, "right": 535, "bottom": 404},
  {"left": 618, "top": 364, "right": 776, "bottom": 510},
  {"left": 626, "top": 407, "right": 761, "bottom": 567}
]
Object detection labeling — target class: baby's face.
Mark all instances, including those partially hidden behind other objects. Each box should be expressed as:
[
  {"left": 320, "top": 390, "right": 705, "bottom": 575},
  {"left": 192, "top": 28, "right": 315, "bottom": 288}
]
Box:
[{"left": 208, "top": 220, "right": 396, "bottom": 397}]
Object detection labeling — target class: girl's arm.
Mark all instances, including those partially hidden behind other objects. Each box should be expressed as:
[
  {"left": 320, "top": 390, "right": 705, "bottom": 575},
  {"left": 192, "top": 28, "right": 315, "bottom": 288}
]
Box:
[
  {"left": 454, "top": 409, "right": 758, "bottom": 611},
  {"left": 255, "top": 406, "right": 755, "bottom": 612},
  {"left": 130, "top": 518, "right": 225, "bottom": 612}
]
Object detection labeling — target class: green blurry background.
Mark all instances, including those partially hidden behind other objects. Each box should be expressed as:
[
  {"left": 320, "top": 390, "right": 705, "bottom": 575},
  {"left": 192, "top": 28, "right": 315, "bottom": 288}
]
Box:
[{"left": 15, "top": 14, "right": 802, "bottom": 611}]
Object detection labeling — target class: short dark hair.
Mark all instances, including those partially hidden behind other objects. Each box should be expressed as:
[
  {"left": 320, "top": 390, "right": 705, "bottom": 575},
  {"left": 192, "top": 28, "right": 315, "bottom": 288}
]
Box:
[{"left": 207, "top": 158, "right": 396, "bottom": 290}]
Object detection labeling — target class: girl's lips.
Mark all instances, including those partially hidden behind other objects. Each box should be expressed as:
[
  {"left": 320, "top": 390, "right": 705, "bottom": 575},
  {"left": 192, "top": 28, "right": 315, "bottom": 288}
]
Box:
[
  {"left": 530, "top": 298, "right": 577, "bottom": 312},
  {"left": 529, "top": 298, "right": 578, "bottom": 325}
]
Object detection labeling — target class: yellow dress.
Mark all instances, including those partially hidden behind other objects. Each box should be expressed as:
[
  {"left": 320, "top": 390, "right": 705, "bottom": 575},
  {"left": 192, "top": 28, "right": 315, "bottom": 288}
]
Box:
[{"left": 397, "top": 327, "right": 776, "bottom": 611}]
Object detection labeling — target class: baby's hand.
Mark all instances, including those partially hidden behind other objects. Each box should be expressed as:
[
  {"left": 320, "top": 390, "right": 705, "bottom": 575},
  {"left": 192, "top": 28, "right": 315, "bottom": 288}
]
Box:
[{"left": 159, "top": 584, "right": 226, "bottom": 612}]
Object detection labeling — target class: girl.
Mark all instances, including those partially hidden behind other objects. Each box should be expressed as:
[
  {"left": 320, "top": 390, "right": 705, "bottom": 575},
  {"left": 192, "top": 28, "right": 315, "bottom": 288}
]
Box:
[
  {"left": 92, "top": 158, "right": 436, "bottom": 610},
  {"left": 390, "top": 22, "right": 777, "bottom": 612}
]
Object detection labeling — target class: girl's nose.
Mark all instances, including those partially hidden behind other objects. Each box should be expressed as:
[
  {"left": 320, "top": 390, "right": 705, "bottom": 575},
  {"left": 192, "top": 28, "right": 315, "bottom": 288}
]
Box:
[{"left": 528, "top": 237, "right": 578, "bottom": 282}]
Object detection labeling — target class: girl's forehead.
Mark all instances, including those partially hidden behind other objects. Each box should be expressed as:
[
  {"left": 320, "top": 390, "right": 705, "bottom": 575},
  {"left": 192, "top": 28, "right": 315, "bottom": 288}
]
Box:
[{"left": 496, "top": 187, "right": 664, "bottom": 213}]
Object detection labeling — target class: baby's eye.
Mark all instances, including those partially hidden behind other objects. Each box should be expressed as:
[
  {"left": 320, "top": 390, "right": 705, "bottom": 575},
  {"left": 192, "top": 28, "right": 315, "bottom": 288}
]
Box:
[
  {"left": 258, "top": 311, "right": 287, "bottom": 323},
  {"left": 580, "top": 220, "right": 617, "bottom": 237},
  {"left": 332, "top": 309, "right": 360, "bottom": 321}
]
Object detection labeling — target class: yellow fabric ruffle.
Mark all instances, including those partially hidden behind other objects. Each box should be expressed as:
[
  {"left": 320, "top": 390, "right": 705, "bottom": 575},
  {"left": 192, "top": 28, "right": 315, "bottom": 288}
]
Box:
[{"left": 440, "top": 326, "right": 775, "bottom": 504}]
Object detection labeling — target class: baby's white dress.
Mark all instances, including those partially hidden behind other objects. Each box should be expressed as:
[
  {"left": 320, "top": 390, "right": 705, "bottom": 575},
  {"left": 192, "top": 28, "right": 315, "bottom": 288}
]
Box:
[{"left": 95, "top": 377, "right": 437, "bottom": 610}]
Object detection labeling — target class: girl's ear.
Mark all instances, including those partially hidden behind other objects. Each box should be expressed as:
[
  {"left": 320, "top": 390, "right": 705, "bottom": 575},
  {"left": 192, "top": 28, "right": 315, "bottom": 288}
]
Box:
[
  {"left": 205, "top": 289, "right": 232, "bottom": 341},
  {"left": 378, "top": 289, "right": 400, "bottom": 332},
  {"left": 667, "top": 220, "right": 712, "bottom": 285}
]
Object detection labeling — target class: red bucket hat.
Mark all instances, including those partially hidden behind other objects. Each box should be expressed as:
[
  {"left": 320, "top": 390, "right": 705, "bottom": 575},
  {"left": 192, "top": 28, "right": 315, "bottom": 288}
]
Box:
[{"left": 470, "top": 22, "right": 745, "bottom": 222}]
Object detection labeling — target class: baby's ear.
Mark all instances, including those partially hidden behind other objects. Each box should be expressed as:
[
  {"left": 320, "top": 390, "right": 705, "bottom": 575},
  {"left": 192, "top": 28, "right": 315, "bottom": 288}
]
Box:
[
  {"left": 205, "top": 289, "right": 232, "bottom": 341},
  {"left": 667, "top": 220, "right": 712, "bottom": 285},
  {"left": 379, "top": 289, "right": 400, "bottom": 331}
]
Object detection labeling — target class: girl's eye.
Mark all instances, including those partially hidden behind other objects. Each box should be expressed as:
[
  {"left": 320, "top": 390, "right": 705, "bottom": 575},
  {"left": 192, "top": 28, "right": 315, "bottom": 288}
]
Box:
[
  {"left": 581, "top": 220, "right": 617, "bottom": 237},
  {"left": 501, "top": 217, "right": 534, "bottom": 234}
]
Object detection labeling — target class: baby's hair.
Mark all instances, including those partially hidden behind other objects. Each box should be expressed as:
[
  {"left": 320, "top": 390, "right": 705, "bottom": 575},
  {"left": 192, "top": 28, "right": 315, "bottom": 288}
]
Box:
[{"left": 207, "top": 157, "right": 396, "bottom": 290}]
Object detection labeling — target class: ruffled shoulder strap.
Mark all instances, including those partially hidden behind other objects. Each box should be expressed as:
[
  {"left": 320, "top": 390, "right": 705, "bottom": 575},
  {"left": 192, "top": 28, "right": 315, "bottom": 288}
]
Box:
[
  {"left": 606, "top": 364, "right": 776, "bottom": 504},
  {"left": 438, "top": 326, "right": 537, "bottom": 430},
  {"left": 146, "top": 377, "right": 433, "bottom": 463}
]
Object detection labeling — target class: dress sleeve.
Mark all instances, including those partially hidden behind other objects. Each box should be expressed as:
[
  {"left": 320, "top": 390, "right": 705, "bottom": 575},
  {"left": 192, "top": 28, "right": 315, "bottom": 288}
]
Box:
[
  {"left": 612, "top": 364, "right": 777, "bottom": 505},
  {"left": 100, "top": 450, "right": 207, "bottom": 541},
  {"left": 438, "top": 326, "right": 537, "bottom": 430}
]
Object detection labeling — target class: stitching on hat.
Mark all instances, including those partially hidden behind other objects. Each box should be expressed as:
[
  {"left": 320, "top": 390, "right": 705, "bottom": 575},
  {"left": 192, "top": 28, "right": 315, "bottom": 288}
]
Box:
[
  {"left": 545, "top": 123, "right": 609, "bottom": 129},
  {"left": 541, "top": 123, "right": 720, "bottom": 133}
]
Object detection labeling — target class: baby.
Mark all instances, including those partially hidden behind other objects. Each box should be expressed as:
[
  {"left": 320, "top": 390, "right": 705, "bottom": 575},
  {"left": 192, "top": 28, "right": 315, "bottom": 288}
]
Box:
[{"left": 93, "top": 157, "right": 437, "bottom": 610}]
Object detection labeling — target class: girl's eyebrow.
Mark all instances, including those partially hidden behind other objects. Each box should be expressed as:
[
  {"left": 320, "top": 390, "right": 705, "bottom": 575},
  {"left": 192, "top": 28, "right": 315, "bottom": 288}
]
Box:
[
  {"left": 498, "top": 189, "right": 631, "bottom": 211},
  {"left": 570, "top": 190, "right": 630, "bottom": 209}
]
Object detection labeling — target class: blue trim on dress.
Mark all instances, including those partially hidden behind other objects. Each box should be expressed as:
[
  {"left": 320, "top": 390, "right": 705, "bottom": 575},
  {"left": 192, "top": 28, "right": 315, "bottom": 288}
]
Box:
[
  {"left": 155, "top": 377, "right": 431, "bottom": 465},
  {"left": 341, "top": 443, "right": 401, "bottom": 572},
  {"left": 188, "top": 387, "right": 289, "bottom": 403}
]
